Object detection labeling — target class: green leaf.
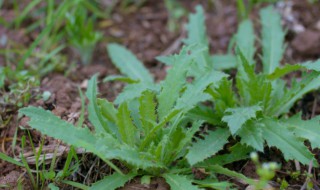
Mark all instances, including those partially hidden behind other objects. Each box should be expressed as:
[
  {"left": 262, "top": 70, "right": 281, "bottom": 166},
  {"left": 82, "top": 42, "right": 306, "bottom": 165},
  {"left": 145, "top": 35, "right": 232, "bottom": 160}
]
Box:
[
  {"left": 141, "top": 175, "right": 152, "bottom": 185},
  {"left": 303, "top": 60, "right": 320, "bottom": 72},
  {"left": 20, "top": 107, "right": 99, "bottom": 151},
  {"left": 237, "top": 120, "right": 264, "bottom": 151},
  {"left": 187, "top": 105, "right": 221, "bottom": 125},
  {"left": 97, "top": 99, "right": 118, "bottom": 123},
  {"left": 86, "top": 75, "right": 110, "bottom": 134},
  {"left": 222, "top": 105, "right": 262, "bottom": 135},
  {"left": 48, "top": 183, "right": 59, "bottom": 190},
  {"left": 107, "top": 43, "right": 153, "bottom": 83},
  {"left": 163, "top": 173, "right": 201, "bottom": 190},
  {"left": 284, "top": 113, "right": 320, "bottom": 149},
  {"left": 261, "top": 118, "right": 315, "bottom": 165},
  {"left": 175, "top": 120, "right": 204, "bottom": 156},
  {"left": 116, "top": 102, "right": 137, "bottom": 146},
  {"left": 19, "top": 107, "right": 123, "bottom": 173},
  {"left": 61, "top": 180, "right": 89, "bottom": 190},
  {"left": 267, "top": 64, "right": 303, "bottom": 80},
  {"left": 260, "top": 6, "right": 285, "bottom": 74},
  {"left": 198, "top": 143, "right": 252, "bottom": 166},
  {"left": 272, "top": 72, "right": 320, "bottom": 116},
  {"left": 103, "top": 75, "right": 139, "bottom": 83},
  {"left": 194, "top": 179, "right": 233, "bottom": 190},
  {"left": 235, "top": 19, "right": 255, "bottom": 65},
  {"left": 157, "top": 50, "right": 192, "bottom": 120},
  {"left": 207, "top": 165, "right": 254, "bottom": 184},
  {"left": 175, "top": 70, "right": 228, "bottom": 112},
  {"left": 97, "top": 146, "right": 165, "bottom": 170},
  {"left": 0, "top": 152, "right": 24, "bottom": 167},
  {"left": 90, "top": 172, "right": 136, "bottom": 190},
  {"left": 267, "top": 61, "right": 320, "bottom": 80},
  {"left": 211, "top": 55, "right": 237, "bottom": 70},
  {"left": 184, "top": 5, "right": 211, "bottom": 68},
  {"left": 114, "top": 82, "right": 159, "bottom": 105},
  {"left": 186, "top": 128, "right": 230, "bottom": 165},
  {"left": 139, "top": 91, "right": 157, "bottom": 136},
  {"left": 207, "top": 78, "right": 236, "bottom": 118}
]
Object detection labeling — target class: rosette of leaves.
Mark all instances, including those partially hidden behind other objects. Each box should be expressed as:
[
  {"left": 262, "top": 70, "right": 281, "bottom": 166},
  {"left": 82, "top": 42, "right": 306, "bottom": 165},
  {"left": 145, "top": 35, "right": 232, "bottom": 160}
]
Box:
[
  {"left": 202, "top": 6, "right": 320, "bottom": 165},
  {"left": 20, "top": 45, "right": 237, "bottom": 189}
]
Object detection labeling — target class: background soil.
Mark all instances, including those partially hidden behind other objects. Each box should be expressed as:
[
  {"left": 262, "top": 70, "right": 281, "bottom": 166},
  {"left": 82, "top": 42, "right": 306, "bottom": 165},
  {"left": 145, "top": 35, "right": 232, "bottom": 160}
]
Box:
[{"left": 1, "top": 0, "right": 320, "bottom": 189}]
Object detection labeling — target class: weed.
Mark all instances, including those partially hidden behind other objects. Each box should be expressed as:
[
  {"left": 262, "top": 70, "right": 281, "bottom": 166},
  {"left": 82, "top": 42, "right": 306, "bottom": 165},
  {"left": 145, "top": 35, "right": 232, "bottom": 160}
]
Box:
[{"left": 181, "top": 5, "right": 320, "bottom": 165}]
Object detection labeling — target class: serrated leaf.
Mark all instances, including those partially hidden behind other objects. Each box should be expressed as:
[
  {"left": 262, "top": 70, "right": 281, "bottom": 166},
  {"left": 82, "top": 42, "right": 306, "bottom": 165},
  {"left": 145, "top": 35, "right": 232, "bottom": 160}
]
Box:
[
  {"left": 184, "top": 5, "right": 211, "bottom": 68},
  {"left": 139, "top": 91, "right": 157, "bottom": 135},
  {"left": 20, "top": 107, "right": 96, "bottom": 148},
  {"left": 90, "top": 172, "right": 136, "bottom": 190},
  {"left": 187, "top": 105, "right": 221, "bottom": 125},
  {"left": 86, "top": 75, "right": 111, "bottom": 134},
  {"left": 175, "top": 120, "right": 203, "bottom": 155},
  {"left": 222, "top": 105, "right": 262, "bottom": 135},
  {"left": 211, "top": 54, "right": 237, "bottom": 70},
  {"left": 107, "top": 43, "right": 153, "bottom": 83},
  {"left": 19, "top": 106, "right": 118, "bottom": 154},
  {"left": 272, "top": 72, "right": 320, "bottom": 116},
  {"left": 283, "top": 113, "right": 320, "bottom": 149},
  {"left": 19, "top": 106, "right": 125, "bottom": 174},
  {"left": 114, "top": 82, "right": 159, "bottom": 105},
  {"left": 303, "top": 60, "right": 320, "bottom": 71},
  {"left": 207, "top": 78, "right": 236, "bottom": 117},
  {"left": 236, "top": 51, "right": 273, "bottom": 109},
  {"left": 236, "top": 19, "right": 255, "bottom": 65},
  {"left": 186, "top": 128, "right": 230, "bottom": 165},
  {"left": 157, "top": 51, "right": 192, "bottom": 121},
  {"left": 115, "top": 148, "right": 165, "bottom": 169},
  {"left": 198, "top": 143, "right": 252, "bottom": 166},
  {"left": 175, "top": 70, "right": 228, "bottom": 112},
  {"left": 97, "top": 98, "right": 118, "bottom": 123},
  {"left": 116, "top": 102, "right": 137, "bottom": 146},
  {"left": 267, "top": 61, "right": 320, "bottom": 80},
  {"left": 267, "top": 64, "right": 302, "bottom": 80},
  {"left": 237, "top": 120, "right": 264, "bottom": 151},
  {"left": 163, "top": 173, "right": 201, "bottom": 190},
  {"left": 260, "top": 6, "right": 285, "bottom": 74},
  {"left": 261, "top": 118, "right": 315, "bottom": 165}
]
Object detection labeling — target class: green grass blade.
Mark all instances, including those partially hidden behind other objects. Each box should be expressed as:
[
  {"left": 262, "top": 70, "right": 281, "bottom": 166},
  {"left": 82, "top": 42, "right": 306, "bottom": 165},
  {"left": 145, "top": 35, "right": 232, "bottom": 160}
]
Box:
[
  {"left": 14, "top": 0, "right": 42, "bottom": 28},
  {"left": 0, "top": 152, "right": 24, "bottom": 167},
  {"left": 18, "top": 21, "right": 54, "bottom": 70}
]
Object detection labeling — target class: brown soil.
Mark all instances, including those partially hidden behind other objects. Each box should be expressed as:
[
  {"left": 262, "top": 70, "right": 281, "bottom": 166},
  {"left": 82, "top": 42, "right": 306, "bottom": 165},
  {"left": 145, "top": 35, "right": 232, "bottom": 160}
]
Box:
[{"left": 1, "top": 0, "right": 320, "bottom": 189}]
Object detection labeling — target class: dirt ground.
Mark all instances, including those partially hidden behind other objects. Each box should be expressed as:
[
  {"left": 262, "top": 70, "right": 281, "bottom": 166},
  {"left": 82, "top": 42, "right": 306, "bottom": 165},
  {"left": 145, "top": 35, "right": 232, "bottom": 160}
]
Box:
[{"left": 1, "top": 0, "right": 320, "bottom": 189}]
